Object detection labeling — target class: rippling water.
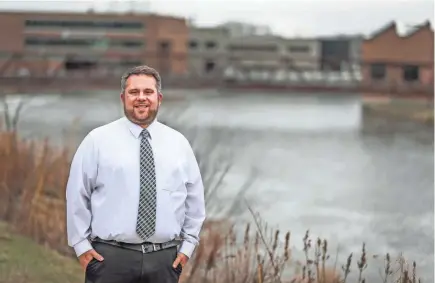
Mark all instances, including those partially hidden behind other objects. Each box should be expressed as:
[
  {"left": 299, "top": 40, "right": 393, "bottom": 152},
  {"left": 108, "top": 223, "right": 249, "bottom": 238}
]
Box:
[{"left": 3, "top": 90, "right": 433, "bottom": 282}]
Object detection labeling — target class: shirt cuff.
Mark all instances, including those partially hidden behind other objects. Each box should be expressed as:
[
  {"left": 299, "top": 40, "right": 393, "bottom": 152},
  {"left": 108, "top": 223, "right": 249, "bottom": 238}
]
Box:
[
  {"left": 178, "top": 240, "right": 196, "bottom": 259},
  {"left": 73, "top": 238, "right": 93, "bottom": 257}
]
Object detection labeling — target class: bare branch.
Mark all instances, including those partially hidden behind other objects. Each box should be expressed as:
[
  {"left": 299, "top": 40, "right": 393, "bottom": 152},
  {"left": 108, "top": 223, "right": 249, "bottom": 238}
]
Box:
[
  {"left": 1, "top": 96, "right": 11, "bottom": 130},
  {"left": 245, "top": 200, "right": 282, "bottom": 283},
  {"left": 0, "top": 95, "right": 27, "bottom": 131},
  {"left": 226, "top": 167, "right": 258, "bottom": 217},
  {"left": 11, "top": 100, "right": 26, "bottom": 130}
]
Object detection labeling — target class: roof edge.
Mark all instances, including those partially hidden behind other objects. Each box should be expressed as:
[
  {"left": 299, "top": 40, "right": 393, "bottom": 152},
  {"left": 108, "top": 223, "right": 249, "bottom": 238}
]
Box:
[{"left": 366, "top": 20, "right": 433, "bottom": 41}]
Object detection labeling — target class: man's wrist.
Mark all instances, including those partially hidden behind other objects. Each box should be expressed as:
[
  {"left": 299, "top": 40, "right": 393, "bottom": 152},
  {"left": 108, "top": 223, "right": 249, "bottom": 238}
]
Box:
[
  {"left": 178, "top": 240, "right": 196, "bottom": 259},
  {"left": 73, "top": 238, "right": 93, "bottom": 257}
]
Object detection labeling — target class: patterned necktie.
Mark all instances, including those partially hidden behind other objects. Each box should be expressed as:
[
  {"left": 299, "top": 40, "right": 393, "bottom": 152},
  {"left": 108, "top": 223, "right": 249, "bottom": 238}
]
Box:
[{"left": 136, "top": 129, "right": 157, "bottom": 240}]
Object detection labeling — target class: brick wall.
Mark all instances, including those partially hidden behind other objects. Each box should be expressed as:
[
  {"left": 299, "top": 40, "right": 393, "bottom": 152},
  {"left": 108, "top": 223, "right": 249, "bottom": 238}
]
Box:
[
  {"left": 0, "top": 11, "right": 188, "bottom": 75},
  {"left": 361, "top": 22, "right": 434, "bottom": 87},
  {"left": 0, "top": 14, "right": 25, "bottom": 52}
]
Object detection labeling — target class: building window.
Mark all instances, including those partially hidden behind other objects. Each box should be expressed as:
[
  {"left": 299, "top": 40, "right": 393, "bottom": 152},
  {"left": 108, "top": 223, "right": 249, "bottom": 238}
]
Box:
[
  {"left": 402, "top": 65, "right": 419, "bottom": 82},
  {"left": 111, "top": 40, "right": 143, "bottom": 48},
  {"left": 64, "top": 57, "right": 96, "bottom": 70},
  {"left": 204, "top": 60, "right": 215, "bottom": 73},
  {"left": 25, "top": 37, "right": 143, "bottom": 49},
  {"left": 189, "top": 41, "right": 198, "bottom": 49},
  {"left": 158, "top": 41, "right": 171, "bottom": 53},
  {"left": 227, "top": 44, "right": 277, "bottom": 52},
  {"left": 288, "top": 45, "right": 310, "bottom": 53},
  {"left": 370, "top": 63, "right": 386, "bottom": 80},
  {"left": 25, "top": 19, "right": 143, "bottom": 29},
  {"left": 205, "top": 41, "right": 217, "bottom": 49}
]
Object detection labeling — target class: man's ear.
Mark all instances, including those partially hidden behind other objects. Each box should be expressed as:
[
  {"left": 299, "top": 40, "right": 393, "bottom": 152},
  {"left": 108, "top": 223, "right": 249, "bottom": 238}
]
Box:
[{"left": 158, "top": 92, "right": 163, "bottom": 105}]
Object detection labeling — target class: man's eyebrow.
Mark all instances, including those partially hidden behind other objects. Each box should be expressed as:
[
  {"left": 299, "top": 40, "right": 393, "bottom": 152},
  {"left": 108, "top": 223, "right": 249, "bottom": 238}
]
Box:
[{"left": 128, "top": 87, "right": 155, "bottom": 92}]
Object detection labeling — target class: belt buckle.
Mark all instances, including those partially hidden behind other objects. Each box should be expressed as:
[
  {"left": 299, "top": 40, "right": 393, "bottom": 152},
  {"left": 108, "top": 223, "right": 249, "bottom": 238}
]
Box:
[{"left": 152, "top": 243, "right": 158, "bottom": 252}]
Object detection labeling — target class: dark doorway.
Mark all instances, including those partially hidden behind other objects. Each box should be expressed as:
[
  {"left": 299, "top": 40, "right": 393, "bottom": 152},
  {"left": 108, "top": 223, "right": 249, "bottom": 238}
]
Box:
[
  {"left": 158, "top": 40, "right": 172, "bottom": 74},
  {"left": 204, "top": 60, "right": 215, "bottom": 73},
  {"left": 64, "top": 57, "right": 96, "bottom": 70}
]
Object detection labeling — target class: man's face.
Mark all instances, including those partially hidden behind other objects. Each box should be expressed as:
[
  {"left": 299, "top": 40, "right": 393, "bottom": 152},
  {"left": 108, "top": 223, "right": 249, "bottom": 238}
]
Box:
[{"left": 121, "top": 74, "right": 162, "bottom": 127}]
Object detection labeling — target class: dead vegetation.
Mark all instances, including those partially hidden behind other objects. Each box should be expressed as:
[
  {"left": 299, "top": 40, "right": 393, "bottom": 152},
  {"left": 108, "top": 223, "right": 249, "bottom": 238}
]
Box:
[{"left": 0, "top": 108, "right": 426, "bottom": 282}]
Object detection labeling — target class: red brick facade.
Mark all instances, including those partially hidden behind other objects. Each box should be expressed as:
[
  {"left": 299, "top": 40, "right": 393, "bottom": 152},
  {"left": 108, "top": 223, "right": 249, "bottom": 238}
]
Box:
[
  {"left": 0, "top": 11, "right": 189, "bottom": 75},
  {"left": 361, "top": 21, "right": 434, "bottom": 90}
]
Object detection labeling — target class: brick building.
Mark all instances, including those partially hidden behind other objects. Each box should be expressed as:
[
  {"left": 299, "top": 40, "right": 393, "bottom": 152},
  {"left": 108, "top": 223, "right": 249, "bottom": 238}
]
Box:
[
  {"left": 361, "top": 21, "right": 434, "bottom": 91},
  {"left": 0, "top": 11, "right": 189, "bottom": 76}
]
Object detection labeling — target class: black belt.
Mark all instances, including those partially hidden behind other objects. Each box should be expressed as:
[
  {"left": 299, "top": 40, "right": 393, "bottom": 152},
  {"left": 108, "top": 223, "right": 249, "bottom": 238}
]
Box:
[{"left": 92, "top": 237, "right": 180, "bottom": 254}]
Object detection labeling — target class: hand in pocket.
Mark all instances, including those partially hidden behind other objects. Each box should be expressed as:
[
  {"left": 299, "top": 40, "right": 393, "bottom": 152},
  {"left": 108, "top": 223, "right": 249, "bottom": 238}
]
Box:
[{"left": 79, "top": 249, "right": 104, "bottom": 270}]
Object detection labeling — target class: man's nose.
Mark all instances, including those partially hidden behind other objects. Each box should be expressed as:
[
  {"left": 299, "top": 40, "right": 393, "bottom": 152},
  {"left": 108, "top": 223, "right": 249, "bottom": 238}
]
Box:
[{"left": 137, "top": 92, "right": 147, "bottom": 99}]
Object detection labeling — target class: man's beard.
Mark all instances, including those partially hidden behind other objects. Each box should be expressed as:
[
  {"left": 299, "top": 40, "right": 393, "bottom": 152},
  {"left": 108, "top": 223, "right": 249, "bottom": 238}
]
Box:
[{"left": 124, "top": 105, "right": 159, "bottom": 127}]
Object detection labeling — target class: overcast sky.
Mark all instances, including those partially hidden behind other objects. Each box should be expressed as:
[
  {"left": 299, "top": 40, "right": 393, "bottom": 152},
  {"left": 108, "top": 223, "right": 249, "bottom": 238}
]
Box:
[{"left": 0, "top": 0, "right": 433, "bottom": 37}]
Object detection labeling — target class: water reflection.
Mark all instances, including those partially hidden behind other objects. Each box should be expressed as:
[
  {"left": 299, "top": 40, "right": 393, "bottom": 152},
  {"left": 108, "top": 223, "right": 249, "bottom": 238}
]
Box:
[{"left": 174, "top": 93, "right": 363, "bottom": 132}]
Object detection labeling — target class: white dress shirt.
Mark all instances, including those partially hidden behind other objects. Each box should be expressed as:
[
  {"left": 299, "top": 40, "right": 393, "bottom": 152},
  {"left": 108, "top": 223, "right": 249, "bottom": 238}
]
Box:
[{"left": 66, "top": 116, "right": 206, "bottom": 258}]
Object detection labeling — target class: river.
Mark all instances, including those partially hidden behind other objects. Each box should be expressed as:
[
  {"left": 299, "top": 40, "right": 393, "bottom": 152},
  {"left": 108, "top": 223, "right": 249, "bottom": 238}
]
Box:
[{"left": 2, "top": 89, "right": 433, "bottom": 282}]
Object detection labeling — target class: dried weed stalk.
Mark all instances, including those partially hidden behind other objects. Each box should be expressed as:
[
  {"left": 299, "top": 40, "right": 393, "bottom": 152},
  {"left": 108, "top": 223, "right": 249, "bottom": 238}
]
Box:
[{"left": 0, "top": 124, "right": 426, "bottom": 283}]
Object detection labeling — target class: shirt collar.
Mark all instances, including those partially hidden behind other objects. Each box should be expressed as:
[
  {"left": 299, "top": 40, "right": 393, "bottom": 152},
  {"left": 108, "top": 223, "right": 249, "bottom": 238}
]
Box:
[{"left": 123, "top": 116, "right": 159, "bottom": 139}]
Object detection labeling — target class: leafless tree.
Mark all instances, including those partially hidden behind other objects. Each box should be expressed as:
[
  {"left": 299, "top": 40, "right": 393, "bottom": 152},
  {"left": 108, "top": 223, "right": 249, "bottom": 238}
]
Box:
[{"left": 0, "top": 94, "right": 27, "bottom": 131}]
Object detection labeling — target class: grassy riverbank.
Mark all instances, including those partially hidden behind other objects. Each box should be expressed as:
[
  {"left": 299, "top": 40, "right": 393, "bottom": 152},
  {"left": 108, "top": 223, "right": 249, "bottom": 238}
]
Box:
[
  {"left": 0, "top": 221, "right": 83, "bottom": 283},
  {"left": 363, "top": 96, "right": 434, "bottom": 125},
  {"left": 0, "top": 126, "right": 426, "bottom": 283}
]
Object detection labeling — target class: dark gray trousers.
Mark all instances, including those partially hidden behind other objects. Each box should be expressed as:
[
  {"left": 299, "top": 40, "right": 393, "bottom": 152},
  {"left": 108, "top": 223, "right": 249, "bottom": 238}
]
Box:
[{"left": 85, "top": 241, "right": 182, "bottom": 283}]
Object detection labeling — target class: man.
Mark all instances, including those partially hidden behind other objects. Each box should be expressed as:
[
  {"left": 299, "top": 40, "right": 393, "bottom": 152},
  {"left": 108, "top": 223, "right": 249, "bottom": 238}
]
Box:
[{"left": 66, "top": 65, "right": 206, "bottom": 283}]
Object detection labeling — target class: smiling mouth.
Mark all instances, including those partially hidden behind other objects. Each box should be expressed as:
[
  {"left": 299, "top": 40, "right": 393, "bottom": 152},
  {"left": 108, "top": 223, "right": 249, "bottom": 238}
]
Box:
[{"left": 135, "top": 105, "right": 149, "bottom": 110}]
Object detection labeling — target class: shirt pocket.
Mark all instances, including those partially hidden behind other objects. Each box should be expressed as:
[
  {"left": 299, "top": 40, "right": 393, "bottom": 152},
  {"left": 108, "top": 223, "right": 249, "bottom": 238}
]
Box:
[
  {"left": 161, "top": 163, "right": 186, "bottom": 193},
  {"left": 96, "top": 154, "right": 135, "bottom": 187}
]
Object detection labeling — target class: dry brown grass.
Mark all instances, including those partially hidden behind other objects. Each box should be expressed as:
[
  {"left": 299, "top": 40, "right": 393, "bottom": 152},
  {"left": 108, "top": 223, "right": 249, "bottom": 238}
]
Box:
[
  {"left": 0, "top": 128, "right": 72, "bottom": 256},
  {"left": 0, "top": 125, "right": 425, "bottom": 283}
]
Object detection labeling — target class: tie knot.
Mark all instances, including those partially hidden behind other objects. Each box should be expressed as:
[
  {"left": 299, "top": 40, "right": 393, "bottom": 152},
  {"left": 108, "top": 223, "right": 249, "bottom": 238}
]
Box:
[{"left": 140, "top": 129, "right": 150, "bottom": 139}]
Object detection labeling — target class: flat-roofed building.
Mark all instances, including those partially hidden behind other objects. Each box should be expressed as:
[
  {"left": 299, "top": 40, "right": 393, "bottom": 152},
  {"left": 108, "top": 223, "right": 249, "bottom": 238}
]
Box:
[
  {"left": 281, "top": 37, "right": 321, "bottom": 71},
  {"left": 226, "top": 35, "right": 320, "bottom": 71},
  {"left": 318, "top": 35, "right": 364, "bottom": 71},
  {"left": 187, "top": 26, "right": 230, "bottom": 76},
  {"left": 0, "top": 10, "right": 189, "bottom": 76}
]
